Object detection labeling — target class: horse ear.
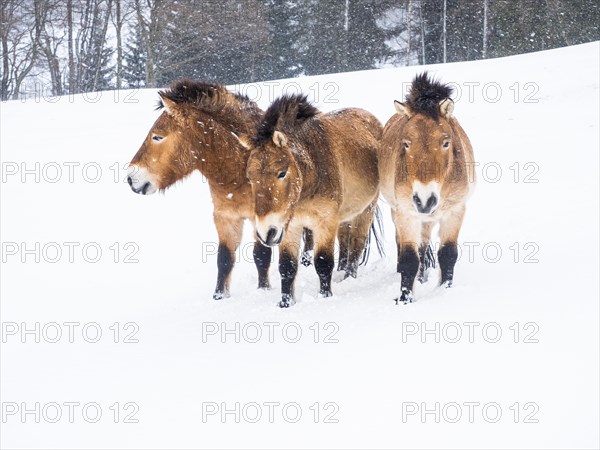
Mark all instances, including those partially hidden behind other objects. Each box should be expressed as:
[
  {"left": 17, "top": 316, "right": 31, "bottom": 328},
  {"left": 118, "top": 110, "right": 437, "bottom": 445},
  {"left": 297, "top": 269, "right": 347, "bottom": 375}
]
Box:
[
  {"left": 231, "top": 132, "right": 252, "bottom": 149},
  {"left": 272, "top": 131, "right": 287, "bottom": 148},
  {"left": 159, "top": 93, "right": 179, "bottom": 116},
  {"left": 439, "top": 98, "right": 454, "bottom": 119},
  {"left": 394, "top": 100, "right": 412, "bottom": 118}
]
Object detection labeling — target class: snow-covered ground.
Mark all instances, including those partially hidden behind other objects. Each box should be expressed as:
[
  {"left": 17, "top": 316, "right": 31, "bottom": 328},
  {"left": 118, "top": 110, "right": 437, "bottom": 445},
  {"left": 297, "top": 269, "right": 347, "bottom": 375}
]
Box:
[{"left": 1, "top": 42, "right": 598, "bottom": 449}]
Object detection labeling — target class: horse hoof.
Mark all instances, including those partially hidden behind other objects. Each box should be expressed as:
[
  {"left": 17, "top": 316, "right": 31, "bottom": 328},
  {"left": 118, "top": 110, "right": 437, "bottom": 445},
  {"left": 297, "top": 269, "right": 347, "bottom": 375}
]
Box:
[
  {"left": 318, "top": 290, "right": 333, "bottom": 298},
  {"left": 258, "top": 283, "right": 271, "bottom": 290},
  {"left": 278, "top": 295, "right": 295, "bottom": 308},
  {"left": 394, "top": 288, "right": 413, "bottom": 305},
  {"left": 442, "top": 280, "right": 453, "bottom": 289},
  {"left": 301, "top": 252, "right": 313, "bottom": 267},
  {"left": 213, "top": 290, "right": 230, "bottom": 300},
  {"left": 343, "top": 269, "right": 357, "bottom": 280}
]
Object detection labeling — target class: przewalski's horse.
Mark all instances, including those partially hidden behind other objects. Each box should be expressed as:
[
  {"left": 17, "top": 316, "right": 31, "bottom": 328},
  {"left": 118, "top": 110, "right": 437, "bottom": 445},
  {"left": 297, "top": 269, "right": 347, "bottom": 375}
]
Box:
[
  {"left": 127, "top": 80, "right": 313, "bottom": 300},
  {"left": 379, "top": 73, "right": 475, "bottom": 304},
  {"left": 237, "top": 95, "right": 382, "bottom": 308}
]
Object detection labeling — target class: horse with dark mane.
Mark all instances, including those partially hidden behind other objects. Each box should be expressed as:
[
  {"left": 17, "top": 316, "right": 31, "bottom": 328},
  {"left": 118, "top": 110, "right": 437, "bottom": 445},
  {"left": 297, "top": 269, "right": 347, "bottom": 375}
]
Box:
[
  {"left": 237, "top": 95, "right": 382, "bottom": 307},
  {"left": 127, "top": 80, "right": 312, "bottom": 300},
  {"left": 379, "top": 72, "right": 476, "bottom": 304}
]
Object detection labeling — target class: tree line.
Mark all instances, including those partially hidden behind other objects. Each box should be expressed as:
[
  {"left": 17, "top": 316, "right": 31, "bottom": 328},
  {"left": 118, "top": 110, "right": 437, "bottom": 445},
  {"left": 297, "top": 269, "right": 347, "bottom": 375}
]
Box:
[{"left": 1, "top": 0, "right": 598, "bottom": 100}]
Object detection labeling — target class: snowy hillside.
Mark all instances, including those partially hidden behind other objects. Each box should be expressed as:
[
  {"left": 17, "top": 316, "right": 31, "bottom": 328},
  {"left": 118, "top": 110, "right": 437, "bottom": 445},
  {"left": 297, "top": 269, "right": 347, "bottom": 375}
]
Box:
[{"left": 1, "top": 42, "right": 598, "bottom": 449}]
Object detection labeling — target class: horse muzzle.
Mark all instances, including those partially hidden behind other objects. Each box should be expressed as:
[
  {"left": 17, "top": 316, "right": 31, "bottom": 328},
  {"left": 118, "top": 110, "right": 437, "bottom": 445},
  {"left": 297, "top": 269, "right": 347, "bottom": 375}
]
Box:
[
  {"left": 257, "top": 226, "right": 284, "bottom": 247},
  {"left": 255, "top": 214, "right": 286, "bottom": 247},
  {"left": 412, "top": 192, "right": 438, "bottom": 215},
  {"left": 412, "top": 181, "right": 440, "bottom": 215},
  {"left": 127, "top": 165, "right": 158, "bottom": 195}
]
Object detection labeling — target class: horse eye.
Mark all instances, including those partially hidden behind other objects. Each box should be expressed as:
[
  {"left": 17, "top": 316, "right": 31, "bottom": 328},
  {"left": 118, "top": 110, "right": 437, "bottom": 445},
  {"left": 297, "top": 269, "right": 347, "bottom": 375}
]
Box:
[
  {"left": 443, "top": 141, "right": 450, "bottom": 149},
  {"left": 277, "top": 171, "right": 287, "bottom": 179},
  {"left": 402, "top": 142, "right": 410, "bottom": 150},
  {"left": 152, "top": 135, "right": 164, "bottom": 142}
]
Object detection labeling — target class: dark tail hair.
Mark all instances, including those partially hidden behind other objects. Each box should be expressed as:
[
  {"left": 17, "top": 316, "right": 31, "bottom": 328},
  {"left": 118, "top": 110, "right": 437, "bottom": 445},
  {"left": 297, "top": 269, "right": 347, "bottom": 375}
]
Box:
[{"left": 360, "top": 204, "right": 385, "bottom": 266}]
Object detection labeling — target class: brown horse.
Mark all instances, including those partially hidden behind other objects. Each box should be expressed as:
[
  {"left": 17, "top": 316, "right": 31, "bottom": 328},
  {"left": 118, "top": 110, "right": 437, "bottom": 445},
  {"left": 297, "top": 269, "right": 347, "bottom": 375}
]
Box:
[
  {"left": 237, "top": 95, "right": 382, "bottom": 308},
  {"left": 127, "top": 80, "right": 314, "bottom": 300},
  {"left": 379, "top": 72, "right": 476, "bottom": 304}
]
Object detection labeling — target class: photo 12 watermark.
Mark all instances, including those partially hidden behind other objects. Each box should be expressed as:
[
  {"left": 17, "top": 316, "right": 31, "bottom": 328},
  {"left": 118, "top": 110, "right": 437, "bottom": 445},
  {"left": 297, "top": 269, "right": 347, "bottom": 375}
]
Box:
[
  {"left": 400, "top": 321, "right": 540, "bottom": 344},
  {"left": 232, "top": 81, "right": 340, "bottom": 105},
  {"left": 400, "top": 81, "right": 541, "bottom": 104},
  {"left": 1, "top": 242, "right": 140, "bottom": 264},
  {"left": 201, "top": 401, "right": 339, "bottom": 424},
  {"left": 1, "top": 402, "right": 140, "bottom": 424},
  {"left": 1, "top": 322, "right": 140, "bottom": 344},
  {"left": 401, "top": 401, "right": 540, "bottom": 424},
  {"left": 201, "top": 321, "right": 340, "bottom": 344}
]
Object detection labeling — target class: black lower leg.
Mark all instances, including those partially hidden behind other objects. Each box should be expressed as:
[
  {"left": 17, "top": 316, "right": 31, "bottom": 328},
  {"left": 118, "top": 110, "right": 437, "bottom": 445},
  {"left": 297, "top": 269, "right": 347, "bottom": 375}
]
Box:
[
  {"left": 397, "top": 244, "right": 419, "bottom": 304},
  {"left": 345, "top": 247, "right": 361, "bottom": 279},
  {"left": 338, "top": 244, "right": 349, "bottom": 272},
  {"left": 438, "top": 242, "right": 458, "bottom": 287},
  {"left": 315, "top": 251, "right": 335, "bottom": 297},
  {"left": 214, "top": 244, "right": 234, "bottom": 300},
  {"left": 253, "top": 241, "right": 272, "bottom": 289},
  {"left": 279, "top": 249, "right": 298, "bottom": 307},
  {"left": 337, "top": 228, "right": 350, "bottom": 272}
]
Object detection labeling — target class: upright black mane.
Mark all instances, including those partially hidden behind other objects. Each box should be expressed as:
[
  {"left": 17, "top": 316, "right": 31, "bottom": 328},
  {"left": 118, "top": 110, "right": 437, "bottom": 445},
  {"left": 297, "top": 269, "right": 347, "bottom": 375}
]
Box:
[
  {"left": 156, "top": 79, "right": 258, "bottom": 114},
  {"left": 254, "top": 94, "right": 320, "bottom": 146},
  {"left": 405, "top": 72, "right": 453, "bottom": 121}
]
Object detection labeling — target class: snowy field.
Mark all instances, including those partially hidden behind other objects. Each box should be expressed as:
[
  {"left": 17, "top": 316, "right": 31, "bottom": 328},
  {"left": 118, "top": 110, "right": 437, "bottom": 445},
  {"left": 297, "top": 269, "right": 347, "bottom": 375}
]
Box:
[{"left": 1, "top": 42, "right": 598, "bottom": 449}]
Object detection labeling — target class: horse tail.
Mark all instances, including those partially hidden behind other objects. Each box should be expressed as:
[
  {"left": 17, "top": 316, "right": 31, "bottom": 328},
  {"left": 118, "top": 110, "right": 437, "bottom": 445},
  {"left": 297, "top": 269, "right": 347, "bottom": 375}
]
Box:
[
  {"left": 421, "top": 243, "right": 436, "bottom": 271},
  {"left": 360, "top": 204, "right": 385, "bottom": 266}
]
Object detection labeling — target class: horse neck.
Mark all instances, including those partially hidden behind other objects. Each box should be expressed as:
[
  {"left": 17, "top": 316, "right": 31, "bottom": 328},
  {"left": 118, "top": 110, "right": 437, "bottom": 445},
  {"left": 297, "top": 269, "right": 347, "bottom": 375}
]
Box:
[
  {"left": 189, "top": 114, "right": 250, "bottom": 188},
  {"left": 294, "top": 144, "right": 319, "bottom": 200}
]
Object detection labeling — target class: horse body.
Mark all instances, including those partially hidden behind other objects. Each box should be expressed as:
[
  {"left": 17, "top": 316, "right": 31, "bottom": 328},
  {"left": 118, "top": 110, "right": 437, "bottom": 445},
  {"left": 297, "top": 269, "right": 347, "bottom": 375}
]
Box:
[
  {"left": 379, "top": 73, "right": 475, "bottom": 303},
  {"left": 242, "top": 95, "right": 381, "bottom": 307},
  {"left": 127, "top": 80, "right": 273, "bottom": 299}
]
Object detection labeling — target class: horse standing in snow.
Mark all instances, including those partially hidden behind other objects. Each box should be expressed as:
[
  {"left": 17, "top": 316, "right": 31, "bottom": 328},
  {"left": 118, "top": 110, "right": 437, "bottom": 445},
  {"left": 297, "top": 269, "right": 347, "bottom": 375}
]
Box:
[
  {"left": 379, "top": 73, "right": 475, "bottom": 304},
  {"left": 237, "top": 95, "right": 382, "bottom": 308},
  {"left": 127, "top": 80, "right": 312, "bottom": 300}
]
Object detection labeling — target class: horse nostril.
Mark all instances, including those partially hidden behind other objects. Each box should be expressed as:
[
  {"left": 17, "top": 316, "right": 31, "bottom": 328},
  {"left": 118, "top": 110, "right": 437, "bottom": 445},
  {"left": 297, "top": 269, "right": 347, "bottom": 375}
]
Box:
[
  {"left": 412, "top": 194, "right": 422, "bottom": 207},
  {"left": 266, "top": 227, "right": 278, "bottom": 243},
  {"left": 426, "top": 194, "right": 438, "bottom": 211},
  {"left": 127, "top": 176, "right": 133, "bottom": 187}
]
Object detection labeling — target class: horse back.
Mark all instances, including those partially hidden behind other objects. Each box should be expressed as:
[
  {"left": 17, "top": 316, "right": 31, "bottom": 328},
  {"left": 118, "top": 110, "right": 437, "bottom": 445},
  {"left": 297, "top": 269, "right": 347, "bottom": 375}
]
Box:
[{"left": 321, "top": 108, "right": 382, "bottom": 220}]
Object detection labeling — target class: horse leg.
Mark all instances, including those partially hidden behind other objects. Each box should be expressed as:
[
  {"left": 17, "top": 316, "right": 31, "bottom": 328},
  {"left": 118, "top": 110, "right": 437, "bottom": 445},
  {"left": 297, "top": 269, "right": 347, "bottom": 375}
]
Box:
[
  {"left": 438, "top": 206, "right": 465, "bottom": 288},
  {"left": 301, "top": 228, "right": 314, "bottom": 267},
  {"left": 278, "top": 225, "right": 303, "bottom": 308},
  {"left": 253, "top": 240, "right": 272, "bottom": 289},
  {"left": 314, "top": 219, "right": 338, "bottom": 298},
  {"left": 212, "top": 215, "right": 243, "bottom": 300},
  {"left": 345, "top": 201, "right": 376, "bottom": 279},
  {"left": 417, "top": 221, "right": 435, "bottom": 283},
  {"left": 392, "top": 208, "right": 421, "bottom": 304},
  {"left": 336, "top": 222, "right": 351, "bottom": 273}
]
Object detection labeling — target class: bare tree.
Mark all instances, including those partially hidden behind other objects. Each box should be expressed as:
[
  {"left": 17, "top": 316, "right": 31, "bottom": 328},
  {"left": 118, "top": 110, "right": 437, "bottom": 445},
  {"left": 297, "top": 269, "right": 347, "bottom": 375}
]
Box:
[
  {"left": 112, "top": 0, "right": 134, "bottom": 89},
  {"left": 38, "top": 0, "right": 67, "bottom": 96},
  {"left": 406, "top": 0, "right": 412, "bottom": 64},
  {"left": 482, "top": 0, "right": 488, "bottom": 58},
  {"left": 442, "top": 0, "right": 447, "bottom": 63},
  {"left": 73, "top": 0, "right": 114, "bottom": 93},
  {"left": 133, "top": 0, "right": 163, "bottom": 88},
  {"left": 91, "top": 0, "right": 112, "bottom": 91},
  {"left": 67, "top": 0, "right": 75, "bottom": 94},
  {"left": 419, "top": 0, "right": 426, "bottom": 63},
  {"left": 0, "top": 0, "right": 44, "bottom": 100}
]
